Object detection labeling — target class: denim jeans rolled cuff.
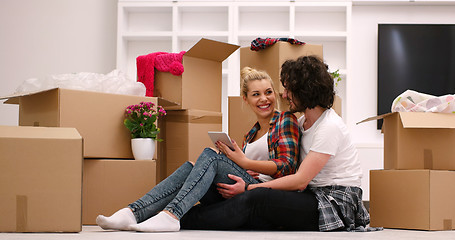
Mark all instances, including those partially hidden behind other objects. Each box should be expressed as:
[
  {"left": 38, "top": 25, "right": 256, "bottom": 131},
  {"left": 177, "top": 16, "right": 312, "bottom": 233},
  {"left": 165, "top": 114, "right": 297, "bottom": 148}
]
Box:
[
  {"left": 164, "top": 147, "right": 260, "bottom": 220},
  {"left": 128, "top": 161, "right": 194, "bottom": 223}
]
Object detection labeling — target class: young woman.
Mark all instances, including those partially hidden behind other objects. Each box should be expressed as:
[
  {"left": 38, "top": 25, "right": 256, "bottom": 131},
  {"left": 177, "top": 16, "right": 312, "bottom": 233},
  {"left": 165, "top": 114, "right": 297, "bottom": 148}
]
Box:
[
  {"left": 96, "top": 67, "right": 300, "bottom": 232},
  {"left": 180, "top": 56, "right": 371, "bottom": 232}
]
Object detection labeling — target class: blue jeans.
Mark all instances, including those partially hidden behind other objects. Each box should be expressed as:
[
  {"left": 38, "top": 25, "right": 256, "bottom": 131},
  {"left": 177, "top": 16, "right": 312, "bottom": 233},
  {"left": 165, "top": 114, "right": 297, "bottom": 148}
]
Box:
[{"left": 128, "top": 148, "right": 260, "bottom": 222}]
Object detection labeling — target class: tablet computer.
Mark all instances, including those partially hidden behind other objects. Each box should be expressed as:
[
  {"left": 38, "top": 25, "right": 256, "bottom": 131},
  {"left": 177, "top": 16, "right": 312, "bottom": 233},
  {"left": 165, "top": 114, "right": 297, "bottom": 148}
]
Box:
[{"left": 208, "top": 131, "right": 235, "bottom": 150}]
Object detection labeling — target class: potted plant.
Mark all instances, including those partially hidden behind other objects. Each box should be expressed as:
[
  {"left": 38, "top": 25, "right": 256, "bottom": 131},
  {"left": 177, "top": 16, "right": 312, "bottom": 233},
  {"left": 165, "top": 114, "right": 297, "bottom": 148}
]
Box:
[{"left": 124, "top": 101, "right": 166, "bottom": 160}]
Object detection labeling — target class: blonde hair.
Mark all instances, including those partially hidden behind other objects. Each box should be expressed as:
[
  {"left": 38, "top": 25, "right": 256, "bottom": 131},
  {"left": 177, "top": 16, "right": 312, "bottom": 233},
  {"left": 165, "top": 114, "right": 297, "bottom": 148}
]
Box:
[{"left": 240, "top": 67, "right": 277, "bottom": 98}]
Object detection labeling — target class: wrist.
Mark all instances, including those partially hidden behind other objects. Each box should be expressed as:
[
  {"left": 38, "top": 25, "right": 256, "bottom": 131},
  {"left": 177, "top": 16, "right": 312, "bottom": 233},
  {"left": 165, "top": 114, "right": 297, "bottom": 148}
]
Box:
[{"left": 244, "top": 183, "right": 250, "bottom": 191}]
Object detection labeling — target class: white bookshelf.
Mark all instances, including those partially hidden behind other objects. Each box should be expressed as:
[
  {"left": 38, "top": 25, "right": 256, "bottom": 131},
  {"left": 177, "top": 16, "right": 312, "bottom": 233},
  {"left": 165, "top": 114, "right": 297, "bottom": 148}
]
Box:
[{"left": 117, "top": 0, "right": 352, "bottom": 128}]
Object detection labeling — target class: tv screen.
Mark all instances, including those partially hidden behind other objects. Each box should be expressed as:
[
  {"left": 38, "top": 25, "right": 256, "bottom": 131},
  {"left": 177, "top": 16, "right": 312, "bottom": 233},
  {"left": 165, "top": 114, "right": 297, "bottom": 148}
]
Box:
[{"left": 377, "top": 24, "right": 455, "bottom": 129}]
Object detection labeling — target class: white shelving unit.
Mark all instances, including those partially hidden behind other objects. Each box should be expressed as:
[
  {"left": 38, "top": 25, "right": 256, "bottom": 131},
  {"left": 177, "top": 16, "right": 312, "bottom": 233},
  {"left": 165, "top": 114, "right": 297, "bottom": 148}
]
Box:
[{"left": 117, "top": 0, "right": 352, "bottom": 129}]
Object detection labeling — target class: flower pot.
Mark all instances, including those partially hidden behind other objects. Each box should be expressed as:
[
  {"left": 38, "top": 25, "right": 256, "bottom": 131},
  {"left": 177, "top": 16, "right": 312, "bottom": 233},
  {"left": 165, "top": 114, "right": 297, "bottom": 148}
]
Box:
[{"left": 131, "top": 138, "right": 156, "bottom": 160}]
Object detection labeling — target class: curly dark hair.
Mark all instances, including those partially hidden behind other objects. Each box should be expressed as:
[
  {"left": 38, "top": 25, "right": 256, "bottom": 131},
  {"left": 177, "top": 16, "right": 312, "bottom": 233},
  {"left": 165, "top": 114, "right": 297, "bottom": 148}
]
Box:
[{"left": 280, "top": 55, "right": 334, "bottom": 112}]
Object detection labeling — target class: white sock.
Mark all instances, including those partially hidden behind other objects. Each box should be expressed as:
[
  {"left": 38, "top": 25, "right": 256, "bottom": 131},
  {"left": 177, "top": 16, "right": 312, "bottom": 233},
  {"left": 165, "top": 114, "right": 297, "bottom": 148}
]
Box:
[
  {"left": 96, "top": 207, "right": 137, "bottom": 231},
  {"left": 130, "top": 211, "right": 180, "bottom": 232}
]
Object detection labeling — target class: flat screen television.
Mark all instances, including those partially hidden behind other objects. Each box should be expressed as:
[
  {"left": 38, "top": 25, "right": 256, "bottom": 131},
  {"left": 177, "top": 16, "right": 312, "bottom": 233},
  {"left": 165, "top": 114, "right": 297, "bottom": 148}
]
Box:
[{"left": 377, "top": 24, "right": 455, "bottom": 129}]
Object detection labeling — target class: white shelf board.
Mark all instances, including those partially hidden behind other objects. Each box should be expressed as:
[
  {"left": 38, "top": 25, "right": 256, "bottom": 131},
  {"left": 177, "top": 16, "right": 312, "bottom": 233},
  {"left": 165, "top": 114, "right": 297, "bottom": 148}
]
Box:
[{"left": 122, "top": 32, "right": 173, "bottom": 41}]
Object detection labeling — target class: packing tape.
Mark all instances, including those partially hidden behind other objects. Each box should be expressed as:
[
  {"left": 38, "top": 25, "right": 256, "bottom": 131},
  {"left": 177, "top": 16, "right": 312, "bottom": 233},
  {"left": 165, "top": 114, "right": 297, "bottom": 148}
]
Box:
[
  {"left": 16, "top": 195, "right": 27, "bottom": 232},
  {"left": 423, "top": 149, "right": 433, "bottom": 169},
  {"left": 444, "top": 219, "right": 452, "bottom": 230}
]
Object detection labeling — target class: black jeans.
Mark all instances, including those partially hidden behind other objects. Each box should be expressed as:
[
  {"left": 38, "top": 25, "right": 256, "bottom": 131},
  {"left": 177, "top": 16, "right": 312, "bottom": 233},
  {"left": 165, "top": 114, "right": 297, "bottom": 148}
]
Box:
[{"left": 180, "top": 186, "right": 319, "bottom": 231}]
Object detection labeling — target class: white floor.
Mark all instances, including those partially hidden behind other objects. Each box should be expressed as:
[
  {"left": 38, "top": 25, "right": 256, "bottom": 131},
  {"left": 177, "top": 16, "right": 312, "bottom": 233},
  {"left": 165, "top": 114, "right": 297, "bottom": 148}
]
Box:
[{"left": 1, "top": 226, "right": 455, "bottom": 240}]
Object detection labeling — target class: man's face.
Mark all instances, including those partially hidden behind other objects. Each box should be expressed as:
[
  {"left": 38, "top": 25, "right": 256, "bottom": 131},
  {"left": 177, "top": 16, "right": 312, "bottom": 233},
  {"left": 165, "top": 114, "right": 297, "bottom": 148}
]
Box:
[{"left": 282, "top": 82, "right": 298, "bottom": 112}]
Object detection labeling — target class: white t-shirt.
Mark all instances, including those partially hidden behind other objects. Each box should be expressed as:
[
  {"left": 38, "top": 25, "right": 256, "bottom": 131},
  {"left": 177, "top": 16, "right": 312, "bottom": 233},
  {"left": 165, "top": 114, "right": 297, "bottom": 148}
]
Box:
[
  {"left": 299, "top": 108, "right": 362, "bottom": 187},
  {"left": 244, "top": 133, "right": 273, "bottom": 182}
]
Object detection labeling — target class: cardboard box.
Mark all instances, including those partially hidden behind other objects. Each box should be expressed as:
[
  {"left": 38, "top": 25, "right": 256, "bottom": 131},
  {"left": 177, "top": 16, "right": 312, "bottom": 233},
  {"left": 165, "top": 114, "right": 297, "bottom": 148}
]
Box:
[
  {"left": 370, "top": 169, "right": 455, "bottom": 230},
  {"left": 1, "top": 88, "right": 174, "bottom": 159},
  {"left": 82, "top": 159, "right": 157, "bottom": 225},
  {"left": 0, "top": 126, "right": 83, "bottom": 232},
  {"left": 240, "top": 42, "right": 323, "bottom": 93},
  {"left": 154, "top": 38, "right": 239, "bottom": 112},
  {"left": 228, "top": 96, "right": 257, "bottom": 145},
  {"left": 161, "top": 109, "right": 222, "bottom": 181},
  {"left": 358, "top": 112, "right": 455, "bottom": 170},
  {"left": 228, "top": 95, "right": 342, "bottom": 145}
]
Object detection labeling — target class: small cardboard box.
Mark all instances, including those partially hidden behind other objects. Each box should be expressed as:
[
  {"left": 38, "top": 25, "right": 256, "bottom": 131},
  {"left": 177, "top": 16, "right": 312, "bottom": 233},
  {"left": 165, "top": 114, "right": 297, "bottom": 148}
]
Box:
[
  {"left": 154, "top": 38, "right": 239, "bottom": 112},
  {"left": 0, "top": 126, "right": 83, "bottom": 232},
  {"left": 161, "top": 109, "right": 222, "bottom": 181},
  {"left": 358, "top": 112, "right": 455, "bottom": 170},
  {"left": 370, "top": 169, "right": 455, "bottom": 230},
  {"left": 82, "top": 159, "right": 157, "bottom": 225},
  {"left": 228, "top": 95, "right": 342, "bottom": 145},
  {"left": 1, "top": 88, "right": 174, "bottom": 159},
  {"left": 240, "top": 42, "right": 323, "bottom": 93}
]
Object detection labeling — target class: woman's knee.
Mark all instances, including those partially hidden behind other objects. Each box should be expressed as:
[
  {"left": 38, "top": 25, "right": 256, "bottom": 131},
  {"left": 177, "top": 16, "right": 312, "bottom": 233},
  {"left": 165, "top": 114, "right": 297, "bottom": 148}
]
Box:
[{"left": 197, "top": 147, "right": 218, "bottom": 161}]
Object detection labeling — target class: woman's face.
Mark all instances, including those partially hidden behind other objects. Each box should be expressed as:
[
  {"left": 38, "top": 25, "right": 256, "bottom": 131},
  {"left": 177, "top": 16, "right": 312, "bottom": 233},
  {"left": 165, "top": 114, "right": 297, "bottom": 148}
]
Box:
[{"left": 244, "top": 79, "right": 276, "bottom": 120}]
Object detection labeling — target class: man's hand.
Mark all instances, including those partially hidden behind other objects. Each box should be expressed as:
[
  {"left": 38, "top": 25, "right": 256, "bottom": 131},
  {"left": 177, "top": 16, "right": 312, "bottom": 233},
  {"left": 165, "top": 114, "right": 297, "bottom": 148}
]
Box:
[
  {"left": 247, "top": 170, "right": 260, "bottom": 180},
  {"left": 217, "top": 174, "right": 247, "bottom": 199}
]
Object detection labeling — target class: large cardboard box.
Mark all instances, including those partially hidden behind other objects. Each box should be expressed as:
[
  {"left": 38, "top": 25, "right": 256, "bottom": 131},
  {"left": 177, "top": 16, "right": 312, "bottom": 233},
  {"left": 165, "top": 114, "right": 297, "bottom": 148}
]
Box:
[
  {"left": 162, "top": 109, "right": 222, "bottom": 181},
  {"left": 1, "top": 88, "right": 173, "bottom": 159},
  {"left": 0, "top": 126, "right": 83, "bottom": 232},
  {"left": 358, "top": 112, "right": 455, "bottom": 170},
  {"left": 240, "top": 42, "right": 323, "bottom": 93},
  {"left": 228, "top": 95, "right": 342, "bottom": 145},
  {"left": 370, "top": 169, "right": 455, "bottom": 230},
  {"left": 82, "top": 159, "right": 157, "bottom": 225},
  {"left": 154, "top": 38, "right": 239, "bottom": 112}
]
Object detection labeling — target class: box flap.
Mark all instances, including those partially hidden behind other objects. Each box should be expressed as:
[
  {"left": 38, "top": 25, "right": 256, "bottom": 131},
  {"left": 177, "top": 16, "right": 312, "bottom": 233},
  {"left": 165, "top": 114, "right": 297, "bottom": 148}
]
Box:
[
  {"left": 0, "top": 88, "right": 59, "bottom": 104},
  {"left": 399, "top": 112, "right": 455, "bottom": 129},
  {"left": 0, "top": 125, "right": 81, "bottom": 139},
  {"left": 356, "top": 112, "right": 395, "bottom": 125},
  {"left": 185, "top": 38, "right": 239, "bottom": 62},
  {"left": 157, "top": 97, "right": 179, "bottom": 109},
  {"left": 357, "top": 112, "right": 455, "bottom": 129}
]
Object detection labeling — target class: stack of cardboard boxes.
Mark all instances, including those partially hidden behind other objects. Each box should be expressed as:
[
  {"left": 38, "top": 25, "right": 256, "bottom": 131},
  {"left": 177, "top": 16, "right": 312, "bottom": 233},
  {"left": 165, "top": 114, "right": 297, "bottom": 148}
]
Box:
[
  {"left": 0, "top": 88, "right": 169, "bottom": 231},
  {"left": 0, "top": 38, "right": 239, "bottom": 232},
  {"left": 360, "top": 112, "right": 455, "bottom": 230},
  {"left": 153, "top": 39, "right": 239, "bottom": 180}
]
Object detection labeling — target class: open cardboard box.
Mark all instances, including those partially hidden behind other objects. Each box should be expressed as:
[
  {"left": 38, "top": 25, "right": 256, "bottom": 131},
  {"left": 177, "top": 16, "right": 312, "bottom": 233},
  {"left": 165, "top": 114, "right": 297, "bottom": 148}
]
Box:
[
  {"left": 240, "top": 42, "right": 323, "bottom": 94},
  {"left": 358, "top": 112, "right": 455, "bottom": 170},
  {"left": 154, "top": 38, "right": 239, "bottom": 112},
  {"left": 0, "top": 126, "right": 83, "bottom": 232},
  {"left": 1, "top": 88, "right": 176, "bottom": 159},
  {"left": 82, "top": 159, "right": 156, "bottom": 225},
  {"left": 370, "top": 169, "right": 455, "bottom": 230}
]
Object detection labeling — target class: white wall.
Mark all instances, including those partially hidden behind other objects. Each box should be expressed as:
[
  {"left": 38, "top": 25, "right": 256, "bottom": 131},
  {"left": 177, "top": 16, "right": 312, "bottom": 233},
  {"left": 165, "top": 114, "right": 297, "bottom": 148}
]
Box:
[
  {"left": 0, "top": 0, "right": 117, "bottom": 125},
  {"left": 351, "top": 3, "right": 455, "bottom": 200}
]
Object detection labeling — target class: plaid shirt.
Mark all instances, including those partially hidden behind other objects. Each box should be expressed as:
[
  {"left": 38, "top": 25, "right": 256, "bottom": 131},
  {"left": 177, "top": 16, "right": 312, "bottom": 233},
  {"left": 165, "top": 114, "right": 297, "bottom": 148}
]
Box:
[
  {"left": 242, "top": 111, "right": 299, "bottom": 178},
  {"left": 310, "top": 186, "right": 370, "bottom": 231}
]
